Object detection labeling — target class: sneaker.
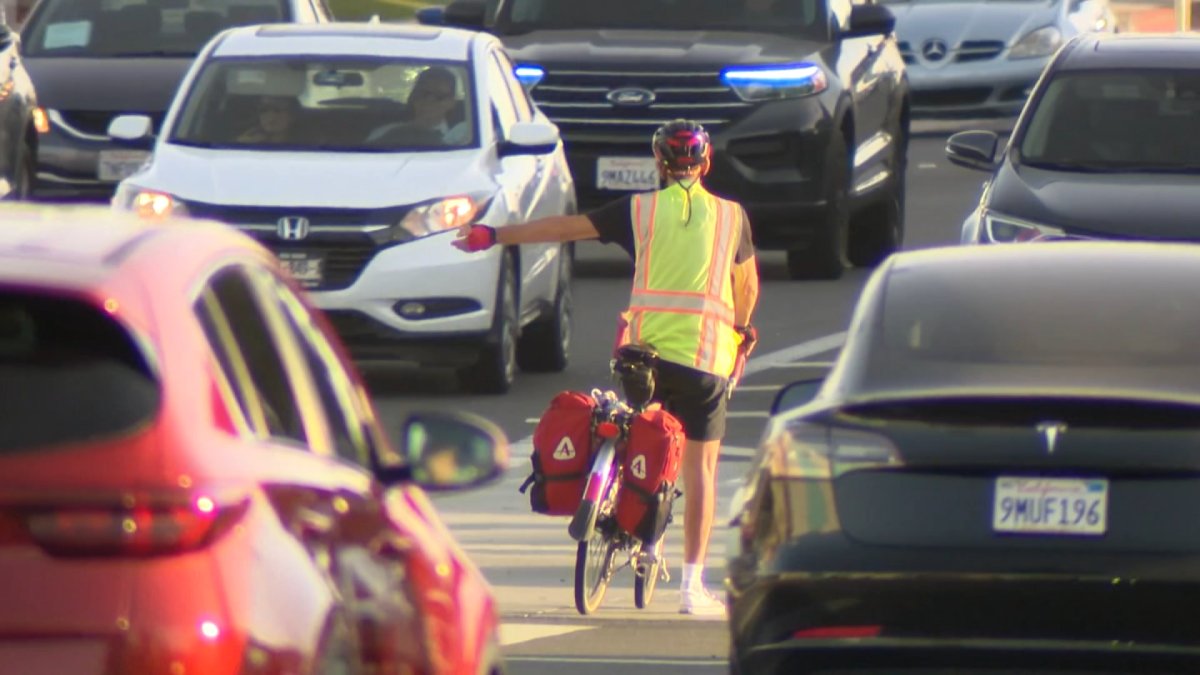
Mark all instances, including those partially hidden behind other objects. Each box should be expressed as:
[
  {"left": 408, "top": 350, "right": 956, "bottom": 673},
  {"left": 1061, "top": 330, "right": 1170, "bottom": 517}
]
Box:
[{"left": 679, "top": 586, "right": 726, "bottom": 616}]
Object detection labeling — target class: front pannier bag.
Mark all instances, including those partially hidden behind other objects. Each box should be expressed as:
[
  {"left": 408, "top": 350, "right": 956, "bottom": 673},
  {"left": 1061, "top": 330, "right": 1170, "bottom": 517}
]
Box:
[
  {"left": 615, "top": 408, "right": 684, "bottom": 543},
  {"left": 521, "top": 391, "right": 597, "bottom": 515}
]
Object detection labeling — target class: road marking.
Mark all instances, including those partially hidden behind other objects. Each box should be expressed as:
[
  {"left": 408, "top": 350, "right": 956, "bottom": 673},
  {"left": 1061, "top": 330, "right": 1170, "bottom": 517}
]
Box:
[
  {"left": 722, "top": 445, "right": 757, "bottom": 458},
  {"left": 499, "top": 623, "right": 596, "bottom": 647},
  {"left": 743, "top": 331, "right": 845, "bottom": 377},
  {"left": 505, "top": 655, "right": 727, "bottom": 666},
  {"left": 773, "top": 360, "right": 836, "bottom": 368},
  {"left": 918, "top": 162, "right": 938, "bottom": 169},
  {"left": 726, "top": 411, "right": 768, "bottom": 419},
  {"left": 732, "top": 384, "right": 780, "bottom": 392}
]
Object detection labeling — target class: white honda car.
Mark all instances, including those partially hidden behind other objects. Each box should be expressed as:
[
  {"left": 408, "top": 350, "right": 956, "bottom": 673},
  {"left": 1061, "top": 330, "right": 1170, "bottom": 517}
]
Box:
[{"left": 112, "top": 22, "right": 577, "bottom": 394}]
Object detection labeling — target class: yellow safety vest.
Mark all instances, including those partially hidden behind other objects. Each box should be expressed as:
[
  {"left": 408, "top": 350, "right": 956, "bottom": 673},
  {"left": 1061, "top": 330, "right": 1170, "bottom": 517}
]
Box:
[{"left": 623, "top": 181, "right": 743, "bottom": 378}]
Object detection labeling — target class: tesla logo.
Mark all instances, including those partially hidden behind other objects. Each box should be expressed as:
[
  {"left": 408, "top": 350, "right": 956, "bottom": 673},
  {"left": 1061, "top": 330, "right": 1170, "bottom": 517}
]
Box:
[
  {"left": 922, "top": 39, "right": 949, "bottom": 62},
  {"left": 607, "top": 87, "right": 656, "bottom": 107},
  {"left": 277, "top": 216, "right": 310, "bottom": 241},
  {"left": 553, "top": 437, "right": 576, "bottom": 461},
  {"left": 631, "top": 454, "right": 647, "bottom": 480},
  {"left": 1036, "top": 421, "right": 1068, "bottom": 454}
]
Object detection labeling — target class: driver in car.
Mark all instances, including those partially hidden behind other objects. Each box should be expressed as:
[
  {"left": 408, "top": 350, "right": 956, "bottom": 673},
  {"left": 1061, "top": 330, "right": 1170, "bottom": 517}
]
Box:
[{"left": 365, "top": 66, "right": 468, "bottom": 145}]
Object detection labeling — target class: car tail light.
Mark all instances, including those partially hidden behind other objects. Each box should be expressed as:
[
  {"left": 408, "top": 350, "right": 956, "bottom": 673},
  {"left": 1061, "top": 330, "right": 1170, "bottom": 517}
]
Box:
[
  {"left": 782, "top": 424, "right": 901, "bottom": 479},
  {"left": 24, "top": 490, "right": 249, "bottom": 557},
  {"left": 793, "top": 625, "right": 882, "bottom": 639}
]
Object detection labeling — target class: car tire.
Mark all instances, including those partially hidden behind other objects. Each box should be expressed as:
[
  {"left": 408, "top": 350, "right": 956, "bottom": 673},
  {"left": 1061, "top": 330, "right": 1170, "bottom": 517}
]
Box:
[
  {"left": 4, "top": 139, "right": 34, "bottom": 202},
  {"left": 786, "top": 133, "right": 850, "bottom": 281},
  {"left": 459, "top": 251, "right": 518, "bottom": 394},
  {"left": 517, "top": 245, "right": 572, "bottom": 373},
  {"left": 848, "top": 128, "right": 907, "bottom": 268}
]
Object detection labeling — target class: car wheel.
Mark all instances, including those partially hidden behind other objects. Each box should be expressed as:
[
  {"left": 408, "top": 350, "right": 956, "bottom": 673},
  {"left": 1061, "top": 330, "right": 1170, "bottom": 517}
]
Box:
[
  {"left": 517, "top": 245, "right": 572, "bottom": 373},
  {"left": 4, "top": 140, "right": 34, "bottom": 202},
  {"left": 459, "top": 252, "right": 518, "bottom": 394},
  {"left": 786, "top": 133, "right": 850, "bottom": 281},
  {"left": 848, "top": 129, "right": 907, "bottom": 268}
]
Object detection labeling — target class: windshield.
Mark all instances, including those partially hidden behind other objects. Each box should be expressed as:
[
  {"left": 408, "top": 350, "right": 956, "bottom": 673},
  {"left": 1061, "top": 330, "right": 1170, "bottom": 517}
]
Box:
[
  {"left": 1019, "top": 69, "right": 1200, "bottom": 172},
  {"left": 849, "top": 255, "right": 1200, "bottom": 401},
  {"left": 21, "top": 0, "right": 290, "bottom": 58},
  {"left": 170, "top": 57, "right": 478, "bottom": 152},
  {"left": 496, "top": 0, "right": 827, "bottom": 37}
]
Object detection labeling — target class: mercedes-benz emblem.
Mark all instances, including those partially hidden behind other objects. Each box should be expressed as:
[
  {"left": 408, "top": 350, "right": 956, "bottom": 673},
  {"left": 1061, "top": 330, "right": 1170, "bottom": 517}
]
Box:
[
  {"left": 277, "top": 216, "right": 310, "bottom": 241},
  {"left": 606, "top": 87, "right": 656, "bottom": 108},
  {"left": 922, "top": 39, "right": 949, "bottom": 62}
]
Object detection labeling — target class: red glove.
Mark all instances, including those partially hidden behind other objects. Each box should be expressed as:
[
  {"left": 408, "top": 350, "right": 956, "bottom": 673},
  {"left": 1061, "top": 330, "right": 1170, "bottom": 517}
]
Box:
[{"left": 456, "top": 224, "right": 497, "bottom": 252}]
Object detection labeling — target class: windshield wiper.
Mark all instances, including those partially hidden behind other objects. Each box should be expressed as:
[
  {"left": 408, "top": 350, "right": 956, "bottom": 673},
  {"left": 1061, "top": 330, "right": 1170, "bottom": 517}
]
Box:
[{"left": 108, "top": 50, "right": 197, "bottom": 57}]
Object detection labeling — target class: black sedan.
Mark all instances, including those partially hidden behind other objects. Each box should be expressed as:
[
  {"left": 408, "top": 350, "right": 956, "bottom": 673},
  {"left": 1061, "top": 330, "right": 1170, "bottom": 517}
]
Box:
[
  {"left": 948, "top": 33, "right": 1200, "bottom": 244},
  {"left": 727, "top": 242, "right": 1200, "bottom": 674}
]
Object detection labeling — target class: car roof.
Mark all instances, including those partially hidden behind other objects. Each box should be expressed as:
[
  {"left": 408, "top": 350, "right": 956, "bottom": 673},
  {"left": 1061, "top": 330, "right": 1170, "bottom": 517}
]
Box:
[
  {"left": 886, "top": 240, "right": 1200, "bottom": 280},
  {"left": 0, "top": 206, "right": 248, "bottom": 292},
  {"left": 1061, "top": 33, "right": 1200, "bottom": 71},
  {"left": 211, "top": 22, "right": 481, "bottom": 61}
]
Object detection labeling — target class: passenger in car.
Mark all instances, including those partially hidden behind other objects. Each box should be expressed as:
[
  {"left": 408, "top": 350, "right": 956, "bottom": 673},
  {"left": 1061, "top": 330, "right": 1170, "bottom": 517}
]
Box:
[
  {"left": 238, "top": 95, "right": 300, "bottom": 144},
  {"left": 365, "top": 66, "right": 468, "bottom": 145}
]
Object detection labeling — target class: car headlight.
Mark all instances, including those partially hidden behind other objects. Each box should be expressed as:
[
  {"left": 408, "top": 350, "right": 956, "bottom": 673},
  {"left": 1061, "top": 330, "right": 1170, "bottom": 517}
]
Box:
[
  {"left": 720, "top": 62, "right": 828, "bottom": 102},
  {"left": 123, "top": 189, "right": 188, "bottom": 220},
  {"left": 1009, "top": 26, "right": 1063, "bottom": 60},
  {"left": 394, "top": 194, "right": 489, "bottom": 241},
  {"left": 983, "top": 210, "right": 1066, "bottom": 243}
]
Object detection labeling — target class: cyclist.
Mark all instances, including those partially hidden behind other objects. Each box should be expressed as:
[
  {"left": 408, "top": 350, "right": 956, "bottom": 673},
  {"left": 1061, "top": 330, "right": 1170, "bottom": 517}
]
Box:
[{"left": 453, "top": 118, "right": 760, "bottom": 616}]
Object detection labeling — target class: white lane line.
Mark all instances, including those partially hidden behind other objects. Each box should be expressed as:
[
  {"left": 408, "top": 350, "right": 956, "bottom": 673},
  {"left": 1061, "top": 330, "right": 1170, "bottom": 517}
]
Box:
[
  {"left": 732, "top": 384, "right": 781, "bottom": 392},
  {"left": 726, "top": 411, "right": 768, "bottom": 419},
  {"left": 722, "top": 445, "right": 757, "bottom": 458},
  {"left": 506, "top": 655, "right": 726, "bottom": 665},
  {"left": 772, "top": 360, "right": 837, "bottom": 368},
  {"left": 499, "top": 623, "right": 596, "bottom": 647},
  {"left": 525, "top": 418, "right": 540, "bottom": 424},
  {"left": 918, "top": 162, "right": 938, "bottom": 169},
  {"left": 742, "top": 331, "right": 846, "bottom": 377}
]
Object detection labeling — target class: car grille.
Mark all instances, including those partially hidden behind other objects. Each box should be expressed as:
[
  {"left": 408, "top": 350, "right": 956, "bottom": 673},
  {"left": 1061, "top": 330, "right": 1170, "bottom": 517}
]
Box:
[
  {"left": 184, "top": 202, "right": 382, "bottom": 227},
  {"left": 529, "top": 66, "right": 754, "bottom": 141},
  {"left": 912, "top": 87, "right": 993, "bottom": 107},
  {"left": 897, "top": 40, "right": 1004, "bottom": 64},
  {"left": 58, "top": 110, "right": 167, "bottom": 137}
]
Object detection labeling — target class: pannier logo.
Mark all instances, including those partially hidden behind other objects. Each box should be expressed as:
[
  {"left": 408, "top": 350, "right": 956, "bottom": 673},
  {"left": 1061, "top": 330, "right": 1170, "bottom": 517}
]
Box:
[
  {"left": 631, "top": 454, "right": 647, "bottom": 480},
  {"left": 553, "top": 437, "right": 576, "bottom": 460}
]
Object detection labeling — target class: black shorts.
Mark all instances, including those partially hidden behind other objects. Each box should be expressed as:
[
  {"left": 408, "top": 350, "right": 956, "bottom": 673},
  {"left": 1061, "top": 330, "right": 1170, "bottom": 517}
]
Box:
[{"left": 651, "top": 359, "right": 729, "bottom": 442}]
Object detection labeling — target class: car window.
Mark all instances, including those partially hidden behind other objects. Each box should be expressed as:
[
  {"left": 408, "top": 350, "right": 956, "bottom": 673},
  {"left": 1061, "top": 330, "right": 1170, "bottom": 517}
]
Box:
[
  {"left": 1019, "top": 69, "right": 1200, "bottom": 170},
  {"left": 194, "top": 266, "right": 307, "bottom": 445},
  {"left": 492, "top": 50, "right": 533, "bottom": 122},
  {"left": 498, "top": 0, "right": 825, "bottom": 37},
  {"left": 21, "top": 0, "right": 290, "bottom": 57},
  {"left": 264, "top": 274, "right": 375, "bottom": 466},
  {"left": 486, "top": 54, "right": 519, "bottom": 139},
  {"left": 0, "top": 289, "right": 159, "bottom": 453},
  {"left": 171, "top": 56, "right": 477, "bottom": 152}
]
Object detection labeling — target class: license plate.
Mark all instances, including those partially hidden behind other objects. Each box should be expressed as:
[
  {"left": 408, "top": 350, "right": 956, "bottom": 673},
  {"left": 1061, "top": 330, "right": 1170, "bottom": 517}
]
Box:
[
  {"left": 596, "top": 157, "right": 659, "bottom": 191},
  {"left": 97, "top": 150, "right": 150, "bottom": 181},
  {"left": 992, "top": 476, "right": 1108, "bottom": 536},
  {"left": 277, "top": 251, "right": 324, "bottom": 287}
]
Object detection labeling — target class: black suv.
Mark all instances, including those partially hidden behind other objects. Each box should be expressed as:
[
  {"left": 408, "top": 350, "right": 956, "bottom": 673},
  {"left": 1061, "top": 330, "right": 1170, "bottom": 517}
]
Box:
[{"left": 425, "top": 0, "right": 910, "bottom": 279}]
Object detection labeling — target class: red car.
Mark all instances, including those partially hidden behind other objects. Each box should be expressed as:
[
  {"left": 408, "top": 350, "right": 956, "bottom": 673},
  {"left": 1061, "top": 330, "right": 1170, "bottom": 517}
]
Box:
[{"left": 0, "top": 207, "right": 508, "bottom": 675}]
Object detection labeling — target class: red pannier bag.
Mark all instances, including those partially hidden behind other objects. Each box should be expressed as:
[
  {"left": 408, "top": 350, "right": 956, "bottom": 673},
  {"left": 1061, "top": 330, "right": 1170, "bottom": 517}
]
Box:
[
  {"left": 520, "top": 391, "right": 597, "bottom": 515},
  {"left": 616, "top": 407, "right": 685, "bottom": 543}
]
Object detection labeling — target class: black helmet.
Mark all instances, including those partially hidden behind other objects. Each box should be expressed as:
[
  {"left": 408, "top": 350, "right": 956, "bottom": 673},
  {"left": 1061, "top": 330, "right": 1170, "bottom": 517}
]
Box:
[{"left": 652, "top": 119, "right": 711, "bottom": 174}]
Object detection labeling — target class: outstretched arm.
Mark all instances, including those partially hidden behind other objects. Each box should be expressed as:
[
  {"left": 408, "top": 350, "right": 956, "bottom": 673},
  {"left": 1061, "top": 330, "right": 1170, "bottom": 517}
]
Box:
[{"left": 453, "top": 215, "right": 599, "bottom": 251}]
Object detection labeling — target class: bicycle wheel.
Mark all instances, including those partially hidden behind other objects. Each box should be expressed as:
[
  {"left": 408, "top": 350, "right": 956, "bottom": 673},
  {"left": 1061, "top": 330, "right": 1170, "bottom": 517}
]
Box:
[
  {"left": 634, "top": 534, "right": 664, "bottom": 609},
  {"left": 574, "top": 524, "right": 618, "bottom": 615}
]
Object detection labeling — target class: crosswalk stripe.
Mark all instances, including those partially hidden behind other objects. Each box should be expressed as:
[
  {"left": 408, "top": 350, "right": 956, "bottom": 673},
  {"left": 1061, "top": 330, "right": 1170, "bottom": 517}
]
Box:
[{"left": 499, "top": 623, "right": 596, "bottom": 647}]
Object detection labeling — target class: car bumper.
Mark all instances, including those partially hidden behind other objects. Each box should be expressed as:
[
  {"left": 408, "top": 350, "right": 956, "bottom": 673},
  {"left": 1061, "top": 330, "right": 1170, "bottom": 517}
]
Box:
[
  {"left": 907, "top": 57, "right": 1048, "bottom": 119},
  {"left": 33, "top": 113, "right": 152, "bottom": 201}
]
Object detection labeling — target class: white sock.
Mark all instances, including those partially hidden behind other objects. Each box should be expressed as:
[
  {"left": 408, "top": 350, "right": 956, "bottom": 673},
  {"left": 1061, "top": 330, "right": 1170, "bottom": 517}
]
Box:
[{"left": 681, "top": 563, "right": 704, "bottom": 591}]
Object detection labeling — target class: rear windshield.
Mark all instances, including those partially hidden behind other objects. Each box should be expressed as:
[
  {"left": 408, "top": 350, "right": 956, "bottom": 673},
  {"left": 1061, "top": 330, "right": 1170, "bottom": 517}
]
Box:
[
  {"left": 853, "top": 257, "right": 1200, "bottom": 399},
  {"left": 0, "top": 291, "right": 159, "bottom": 452},
  {"left": 21, "top": 0, "right": 291, "bottom": 58},
  {"left": 496, "top": 0, "right": 828, "bottom": 38}
]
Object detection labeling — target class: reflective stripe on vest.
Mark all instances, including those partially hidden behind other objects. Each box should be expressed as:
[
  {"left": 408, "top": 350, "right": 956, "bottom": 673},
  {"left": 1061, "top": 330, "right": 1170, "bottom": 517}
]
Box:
[{"left": 626, "top": 182, "right": 742, "bottom": 377}]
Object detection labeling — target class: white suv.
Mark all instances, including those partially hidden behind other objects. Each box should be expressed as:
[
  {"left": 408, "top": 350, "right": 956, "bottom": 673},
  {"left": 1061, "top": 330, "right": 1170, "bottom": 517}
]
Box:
[{"left": 113, "top": 22, "right": 578, "bottom": 393}]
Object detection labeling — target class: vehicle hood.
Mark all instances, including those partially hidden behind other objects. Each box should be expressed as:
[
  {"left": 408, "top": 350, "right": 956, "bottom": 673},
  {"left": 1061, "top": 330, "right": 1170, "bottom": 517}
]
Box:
[
  {"left": 501, "top": 30, "right": 828, "bottom": 67},
  {"left": 23, "top": 57, "right": 194, "bottom": 112},
  {"left": 890, "top": 0, "right": 1060, "bottom": 45},
  {"left": 989, "top": 161, "right": 1200, "bottom": 239},
  {"left": 139, "top": 145, "right": 498, "bottom": 209}
]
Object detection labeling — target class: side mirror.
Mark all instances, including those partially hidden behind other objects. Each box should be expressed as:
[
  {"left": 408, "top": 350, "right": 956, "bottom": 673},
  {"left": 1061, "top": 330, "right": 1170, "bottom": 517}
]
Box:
[
  {"left": 442, "top": 0, "right": 486, "bottom": 29},
  {"left": 843, "top": 4, "right": 896, "bottom": 38},
  {"left": 108, "top": 114, "right": 155, "bottom": 144},
  {"left": 379, "top": 411, "right": 509, "bottom": 491},
  {"left": 770, "top": 377, "right": 825, "bottom": 415},
  {"left": 945, "top": 130, "right": 1000, "bottom": 172},
  {"left": 500, "top": 120, "right": 560, "bottom": 157},
  {"left": 414, "top": 6, "right": 444, "bottom": 25}
]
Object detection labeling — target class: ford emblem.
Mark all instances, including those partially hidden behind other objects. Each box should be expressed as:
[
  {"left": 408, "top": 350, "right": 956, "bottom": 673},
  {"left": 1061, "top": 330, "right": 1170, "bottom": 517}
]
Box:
[{"left": 607, "top": 87, "right": 656, "bottom": 107}]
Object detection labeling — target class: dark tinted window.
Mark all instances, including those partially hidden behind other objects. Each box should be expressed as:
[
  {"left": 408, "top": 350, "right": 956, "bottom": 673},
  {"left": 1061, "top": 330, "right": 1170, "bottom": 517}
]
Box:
[
  {"left": 21, "top": 0, "right": 290, "bottom": 57},
  {"left": 855, "top": 254, "right": 1200, "bottom": 397},
  {"left": 1020, "top": 69, "right": 1200, "bottom": 171},
  {"left": 498, "top": 0, "right": 825, "bottom": 36},
  {"left": 0, "top": 291, "right": 158, "bottom": 452}
]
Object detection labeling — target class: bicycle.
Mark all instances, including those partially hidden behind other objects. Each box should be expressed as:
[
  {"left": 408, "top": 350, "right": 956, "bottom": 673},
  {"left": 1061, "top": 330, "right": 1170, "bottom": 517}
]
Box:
[{"left": 567, "top": 343, "right": 679, "bottom": 615}]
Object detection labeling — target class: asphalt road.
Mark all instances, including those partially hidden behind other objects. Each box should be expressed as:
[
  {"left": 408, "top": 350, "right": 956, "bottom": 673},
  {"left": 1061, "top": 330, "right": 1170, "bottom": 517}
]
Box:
[{"left": 361, "top": 123, "right": 1004, "bottom": 673}]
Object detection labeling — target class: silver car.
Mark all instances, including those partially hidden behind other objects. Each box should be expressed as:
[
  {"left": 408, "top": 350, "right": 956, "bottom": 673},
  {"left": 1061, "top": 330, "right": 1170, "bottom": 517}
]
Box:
[{"left": 882, "top": 0, "right": 1117, "bottom": 117}]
